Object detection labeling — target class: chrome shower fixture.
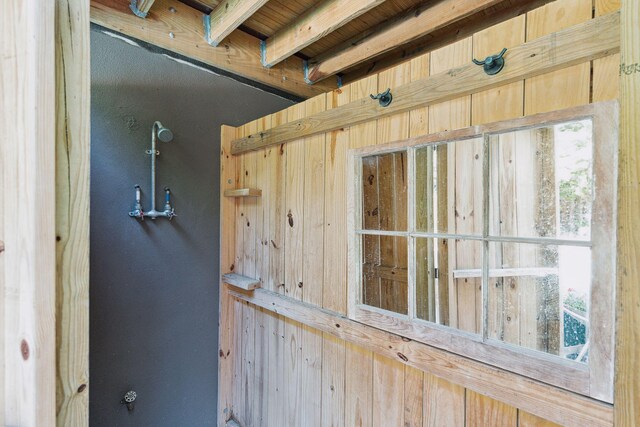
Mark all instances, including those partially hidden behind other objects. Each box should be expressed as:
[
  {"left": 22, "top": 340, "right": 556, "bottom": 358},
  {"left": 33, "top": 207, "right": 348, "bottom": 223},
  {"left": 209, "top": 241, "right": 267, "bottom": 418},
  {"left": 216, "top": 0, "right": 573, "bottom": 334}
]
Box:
[
  {"left": 156, "top": 122, "right": 174, "bottom": 142},
  {"left": 129, "top": 121, "right": 176, "bottom": 221}
]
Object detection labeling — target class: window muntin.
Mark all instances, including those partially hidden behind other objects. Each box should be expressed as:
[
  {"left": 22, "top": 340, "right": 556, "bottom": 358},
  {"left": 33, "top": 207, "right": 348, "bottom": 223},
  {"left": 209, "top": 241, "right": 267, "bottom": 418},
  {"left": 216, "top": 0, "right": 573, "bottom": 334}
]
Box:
[
  {"left": 415, "top": 237, "right": 483, "bottom": 330},
  {"left": 349, "top": 103, "right": 617, "bottom": 402}
]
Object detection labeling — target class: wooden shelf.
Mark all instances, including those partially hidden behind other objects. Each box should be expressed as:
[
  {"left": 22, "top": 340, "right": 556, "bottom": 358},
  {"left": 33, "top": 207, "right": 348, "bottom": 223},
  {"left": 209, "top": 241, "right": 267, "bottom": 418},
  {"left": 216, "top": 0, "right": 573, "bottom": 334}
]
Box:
[
  {"left": 224, "top": 188, "right": 262, "bottom": 197},
  {"left": 222, "top": 273, "right": 260, "bottom": 291}
]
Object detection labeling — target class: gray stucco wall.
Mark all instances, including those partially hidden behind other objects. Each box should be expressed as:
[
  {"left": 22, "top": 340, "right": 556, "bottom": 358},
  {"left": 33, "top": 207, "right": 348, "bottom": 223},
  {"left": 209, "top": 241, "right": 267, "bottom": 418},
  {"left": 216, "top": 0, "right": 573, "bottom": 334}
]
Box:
[{"left": 90, "top": 29, "right": 292, "bottom": 426}]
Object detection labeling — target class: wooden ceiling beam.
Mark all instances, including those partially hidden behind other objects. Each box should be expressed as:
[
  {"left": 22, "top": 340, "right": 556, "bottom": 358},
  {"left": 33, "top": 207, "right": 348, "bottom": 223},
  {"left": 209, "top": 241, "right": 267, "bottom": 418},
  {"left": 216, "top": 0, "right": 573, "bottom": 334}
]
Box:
[
  {"left": 129, "top": 0, "right": 157, "bottom": 17},
  {"left": 340, "top": 0, "right": 555, "bottom": 85},
  {"left": 305, "top": 0, "right": 505, "bottom": 83},
  {"left": 90, "top": 0, "right": 337, "bottom": 98},
  {"left": 261, "top": 0, "right": 386, "bottom": 68},
  {"left": 204, "top": 0, "right": 270, "bottom": 47}
]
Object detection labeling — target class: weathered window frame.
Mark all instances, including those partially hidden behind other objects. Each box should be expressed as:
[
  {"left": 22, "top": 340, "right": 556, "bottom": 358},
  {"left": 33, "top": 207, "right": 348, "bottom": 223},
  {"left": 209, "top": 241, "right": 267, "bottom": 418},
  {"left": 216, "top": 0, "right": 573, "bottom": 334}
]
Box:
[{"left": 347, "top": 101, "right": 618, "bottom": 402}]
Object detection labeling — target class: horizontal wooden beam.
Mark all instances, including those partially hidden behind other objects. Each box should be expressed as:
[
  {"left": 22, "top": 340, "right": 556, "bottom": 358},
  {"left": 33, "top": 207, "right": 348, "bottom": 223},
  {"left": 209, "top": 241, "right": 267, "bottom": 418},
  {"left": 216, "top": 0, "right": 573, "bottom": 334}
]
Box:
[
  {"left": 229, "top": 287, "right": 613, "bottom": 427},
  {"left": 305, "top": 0, "right": 503, "bottom": 83},
  {"left": 339, "top": 0, "right": 555, "bottom": 85},
  {"left": 90, "top": 0, "right": 337, "bottom": 98},
  {"left": 204, "top": 0, "right": 270, "bottom": 47},
  {"left": 232, "top": 11, "right": 620, "bottom": 154},
  {"left": 261, "top": 0, "right": 386, "bottom": 68},
  {"left": 129, "top": 0, "right": 157, "bottom": 18}
]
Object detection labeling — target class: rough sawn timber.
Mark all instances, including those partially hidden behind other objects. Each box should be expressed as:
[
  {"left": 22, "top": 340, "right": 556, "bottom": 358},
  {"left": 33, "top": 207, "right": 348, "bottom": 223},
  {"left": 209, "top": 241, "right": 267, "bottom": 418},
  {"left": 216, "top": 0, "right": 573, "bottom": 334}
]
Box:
[
  {"left": 55, "top": 0, "right": 91, "bottom": 424},
  {"left": 261, "top": 0, "right": 386, "bottom": 67},
  {"left": 89, "top": 0, "right": 337, "bottom": 98},
  {"left": 228, "top": 287, "right": 613, "bottom": 427},
  {"left": 231, "top": 11, "right": 620, "bottom": 154},
  {"left": 204, "top": 0, "right": 270, "bottom": 47},
  {"left": 615, "top": 0, "right": 640, "bottom": 423},
  {"left": 304, "top": 0, "right": 504, "bottom": 83}
]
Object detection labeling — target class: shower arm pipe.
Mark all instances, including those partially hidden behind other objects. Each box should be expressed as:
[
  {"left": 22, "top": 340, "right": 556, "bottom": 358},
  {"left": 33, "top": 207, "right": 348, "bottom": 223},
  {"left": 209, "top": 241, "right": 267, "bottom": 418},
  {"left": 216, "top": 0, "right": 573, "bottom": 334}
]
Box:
[
  {"left": 150, "top": 121, "right": 160, "bottom": 211},
  {"left": 145, "top": 121, "right": 175, "bottom": 219},
  {"left": 129, "top": 121, "right": 176, "bottom": 220}
]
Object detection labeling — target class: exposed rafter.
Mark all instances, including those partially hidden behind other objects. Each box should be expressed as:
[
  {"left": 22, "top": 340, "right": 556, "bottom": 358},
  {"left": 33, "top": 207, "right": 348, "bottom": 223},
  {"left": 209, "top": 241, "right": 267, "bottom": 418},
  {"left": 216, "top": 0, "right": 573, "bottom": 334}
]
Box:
[
  {"left": 129, "top": 0, "right": 156, "bottom": 17},
  {"left": 204, "top": 0, "right": 270, "bottom": 47},
  {"left": 305, "top": 0, "right": 504, "bottom": 83},
  {"left": 340, "top": 0, "right": 556, "bottom": 84},
  {"left": 90, "top": 0, "right": 337, "bottom": 98},
  {"left": 260, "top": 0, "right": 386, "bottom": 68}
]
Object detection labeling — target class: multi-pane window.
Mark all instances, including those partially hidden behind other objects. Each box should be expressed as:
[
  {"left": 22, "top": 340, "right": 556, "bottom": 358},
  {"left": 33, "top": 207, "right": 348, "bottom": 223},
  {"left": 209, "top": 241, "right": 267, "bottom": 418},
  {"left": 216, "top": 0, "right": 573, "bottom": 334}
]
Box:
[{"left": 348, "top": 102, "right": 617, "bottom": 402}]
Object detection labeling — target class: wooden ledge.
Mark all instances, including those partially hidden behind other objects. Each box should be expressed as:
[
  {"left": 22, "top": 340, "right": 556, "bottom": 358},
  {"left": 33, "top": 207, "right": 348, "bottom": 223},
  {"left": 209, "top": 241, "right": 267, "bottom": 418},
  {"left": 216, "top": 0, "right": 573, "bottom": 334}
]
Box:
[
  {"left": 222, "top": 273, "right": 260, "bottom": 291},
  {"left": 223, "top": 188, "right": 262, "bottom": 197}
]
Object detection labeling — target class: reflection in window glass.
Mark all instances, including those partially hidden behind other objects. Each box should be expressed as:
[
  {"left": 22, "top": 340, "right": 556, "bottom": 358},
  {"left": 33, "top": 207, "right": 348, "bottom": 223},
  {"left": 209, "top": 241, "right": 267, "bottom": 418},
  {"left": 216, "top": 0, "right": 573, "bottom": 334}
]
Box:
[
  {"left": 416, "top": 138, "right": 483, "bottom": 235},
  {"left": 489, "top": 120, "right": 593, "bottom": 241},
  {"left": 487, "top": 241, "right": 590, "bottom": 363},
  {"left": 357, "top": 118, "right": 601, "bottom": 367},
  {"left": 415, "top": 237, "right": 482, "bottom": 334},
  {"left": 361, "top": 151, "right": 407, "bottom": 232},
  {"left": 362, "top": 235, "right": 408, "bottom": 314}
]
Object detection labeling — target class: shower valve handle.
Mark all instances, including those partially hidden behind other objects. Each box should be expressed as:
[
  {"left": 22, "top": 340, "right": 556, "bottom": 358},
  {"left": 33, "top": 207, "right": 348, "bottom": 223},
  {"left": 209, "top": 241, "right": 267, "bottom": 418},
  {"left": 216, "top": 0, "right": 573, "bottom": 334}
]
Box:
[{"left": 163, "top": 187, "right": 176, "bottom": 220}]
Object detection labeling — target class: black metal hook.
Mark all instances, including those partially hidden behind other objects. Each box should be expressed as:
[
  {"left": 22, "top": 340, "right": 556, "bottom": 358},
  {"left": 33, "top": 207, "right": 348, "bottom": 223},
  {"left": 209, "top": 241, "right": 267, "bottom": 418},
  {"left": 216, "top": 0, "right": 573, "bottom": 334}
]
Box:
[
  {"left": 370, "top": 88, "right": 393, "bottom": 107},
  {"left": 472, "top": 48, "right": 507, "bottom": 75}
]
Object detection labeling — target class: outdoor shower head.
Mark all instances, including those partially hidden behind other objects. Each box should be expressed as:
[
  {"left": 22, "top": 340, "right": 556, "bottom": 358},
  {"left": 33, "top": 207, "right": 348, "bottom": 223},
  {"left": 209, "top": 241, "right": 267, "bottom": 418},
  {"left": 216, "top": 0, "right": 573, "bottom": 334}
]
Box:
[{"left": 155, "top": 121, "right": 174, "bottom": 142}]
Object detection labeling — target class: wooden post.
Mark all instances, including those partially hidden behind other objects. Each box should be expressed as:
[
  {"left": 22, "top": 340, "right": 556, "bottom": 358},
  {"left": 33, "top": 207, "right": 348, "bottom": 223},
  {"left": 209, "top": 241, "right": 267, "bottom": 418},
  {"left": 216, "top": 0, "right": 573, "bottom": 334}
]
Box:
[
  {"left": 219, "top": 125, "right": 239, "bottom": 425},
  {"left": 615, "top": 0, "right": 640, "bottom": 424},
  {"left": 1, "top": 0, "right": 57, "bottom": 425},
  {"left": 55, "top": 0, "right": 90, "bottom": 424}
]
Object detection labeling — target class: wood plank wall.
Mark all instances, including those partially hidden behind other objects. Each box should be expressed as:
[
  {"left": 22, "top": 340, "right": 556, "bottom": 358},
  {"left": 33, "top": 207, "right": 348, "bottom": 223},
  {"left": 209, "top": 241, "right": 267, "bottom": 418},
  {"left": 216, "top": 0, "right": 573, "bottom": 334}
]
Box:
[{"left": 219, "top": 0, "right": 620, "bottom": 425}]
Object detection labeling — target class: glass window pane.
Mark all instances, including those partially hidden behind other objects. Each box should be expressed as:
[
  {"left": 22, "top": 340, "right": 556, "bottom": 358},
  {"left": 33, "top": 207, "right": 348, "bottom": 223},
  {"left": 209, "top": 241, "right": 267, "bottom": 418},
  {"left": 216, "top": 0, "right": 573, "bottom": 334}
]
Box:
[
  {"left": 489, "top": 120, "right": 593, "bottom": 241},
  {"left": 416, "top": 237, "right": 482, "bottom": 334},
  {"left": 487, "top": 241, "right": 591, "bottom": 363},
  {"left": 416, "top": 138, "right": 483, "bottom": 235},
  {"left": 362, "top": 235, "right": 408, "bottom": 314},
  {"left": 362, "top": 151, "right": 407, "bottom": 231}
]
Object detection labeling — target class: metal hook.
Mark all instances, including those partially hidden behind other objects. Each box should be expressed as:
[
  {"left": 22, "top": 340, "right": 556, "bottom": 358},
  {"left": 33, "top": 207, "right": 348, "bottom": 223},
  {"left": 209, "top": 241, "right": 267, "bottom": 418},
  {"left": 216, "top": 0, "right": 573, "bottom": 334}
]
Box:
[
  {"left": 472, "top": 48, "right": 507, "bottom": 75},
  {"left": 370, "top": 88, "right": 393, "bottom": 107}
]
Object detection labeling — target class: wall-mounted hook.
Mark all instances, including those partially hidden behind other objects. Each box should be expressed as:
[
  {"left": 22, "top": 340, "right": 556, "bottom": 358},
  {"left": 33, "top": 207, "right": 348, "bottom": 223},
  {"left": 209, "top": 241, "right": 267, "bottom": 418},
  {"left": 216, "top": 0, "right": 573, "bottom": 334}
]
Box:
[
  {"left": 370, "top": 88, "right": 393, "bottom": 107},
  {"left": 121, "top": 390, "right": 137, "bottom": 411},
  {"left": 472, "top": 48, "right": 507, "bottom": 75}
]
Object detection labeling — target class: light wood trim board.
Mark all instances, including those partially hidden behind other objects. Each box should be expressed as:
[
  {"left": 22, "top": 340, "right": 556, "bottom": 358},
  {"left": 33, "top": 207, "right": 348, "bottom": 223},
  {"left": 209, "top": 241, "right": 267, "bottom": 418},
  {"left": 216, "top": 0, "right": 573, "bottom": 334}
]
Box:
[{"left": 232, "top": 12, "right": 620, "bottom": 154}]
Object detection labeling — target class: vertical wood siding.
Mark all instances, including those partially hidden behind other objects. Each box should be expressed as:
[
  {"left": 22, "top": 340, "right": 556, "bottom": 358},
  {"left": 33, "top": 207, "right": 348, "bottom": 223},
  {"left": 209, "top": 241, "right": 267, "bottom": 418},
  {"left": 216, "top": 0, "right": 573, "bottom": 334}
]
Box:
[{"left": 218, "top": 0, "right": 619, "bottom": 424}]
